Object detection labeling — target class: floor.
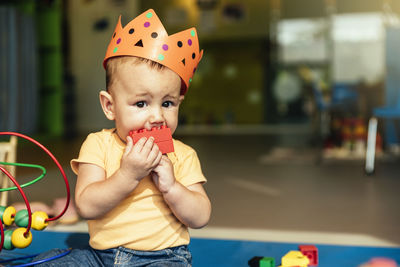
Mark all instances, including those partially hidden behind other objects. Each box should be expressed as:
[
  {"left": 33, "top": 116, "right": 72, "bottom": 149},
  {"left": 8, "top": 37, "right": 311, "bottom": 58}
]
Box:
[
  {"left": 1, "top": 231, "right": 399, "bottom": 267},
  {"left": 4, "top": 124, "right": 400, "bottom": 250}
]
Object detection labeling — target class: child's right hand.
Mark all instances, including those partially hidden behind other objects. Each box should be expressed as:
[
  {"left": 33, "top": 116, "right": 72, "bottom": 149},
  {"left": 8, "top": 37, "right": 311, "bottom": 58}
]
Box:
[{"left": 120, "top": 136, "right": 162, "bottom": 182}]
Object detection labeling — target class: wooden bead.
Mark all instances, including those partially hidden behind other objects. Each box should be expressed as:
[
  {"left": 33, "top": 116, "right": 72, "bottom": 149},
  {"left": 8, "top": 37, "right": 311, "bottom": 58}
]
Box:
[
  {"left": 0, "top": 206, "right": 6, "bottom": 221},
  {"left": 3, "top": 206, "right": 16, "bottom": 226},
  {"left": 31, "top": 211, "right": 49, "bottom": 230},
  {"left": 11, "top": 228, "right": 32, "bottom": 249},
  {"left": 15, "top": 209, "right": 29, "bottom": 227},
  {"left": 3, "top": 229, "right": 14, "bottom": 250}
]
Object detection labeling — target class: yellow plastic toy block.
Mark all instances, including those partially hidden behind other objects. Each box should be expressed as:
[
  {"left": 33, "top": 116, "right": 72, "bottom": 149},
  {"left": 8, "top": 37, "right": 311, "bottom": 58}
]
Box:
[{"left": 281, "top": 250, "right": 310, "bottom": 267}]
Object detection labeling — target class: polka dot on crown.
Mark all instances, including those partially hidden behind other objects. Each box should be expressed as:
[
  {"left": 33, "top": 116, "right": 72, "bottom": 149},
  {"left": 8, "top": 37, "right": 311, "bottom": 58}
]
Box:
[
  {"left": 146, "top": 12, "right": 153, "bottom": 18},
  {"left": 190, "top": 30, "right": 195, "bottom": 37},
  {"left": 113, "top": 47, "right": 118, "bottom": 53},
  {"left": 113, "top": 32, "right": 116, "bottom": 38},
  {"left": 158, "top": 54, "right": 165, "bottom": 61},
  {"left": 144, "top": 22, "right": 150, "bottom": 28},
  {"left": 192, "top": 53, "right": 195, "bottom": 59},
  {"left": 129, "top": 28, "right": 134, "bottom": 34},
  {"left": 188, "top": 39, "right": 192, "bottom": 46},
  {"left": 151, "top": 32, "right": 158, "bottom": 38},
  {"left": 177, "top": 41, "right": 183, "bottom": 47},
  {"left": 162, "top": 44, "right": 169, "bottom": 51},
  {"left": 116, "top": 38, "right": 121, "bottom": 44}
]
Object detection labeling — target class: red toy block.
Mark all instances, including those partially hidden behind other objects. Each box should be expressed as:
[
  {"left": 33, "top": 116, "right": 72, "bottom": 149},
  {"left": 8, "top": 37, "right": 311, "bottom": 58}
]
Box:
[
  {"left": 129, "top": 126, "right": 174, "bottom": 154},
  {"left": 299, "top": 245, "right": 318, "bottom": 266}
]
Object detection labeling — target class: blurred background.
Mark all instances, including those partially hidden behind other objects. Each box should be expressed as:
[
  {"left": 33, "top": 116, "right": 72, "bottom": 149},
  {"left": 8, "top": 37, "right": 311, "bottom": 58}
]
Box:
[
  {"left": 1, "top": 0, "right": 400, "bottom": 253},
  {"left": 2, "top": 0, "right": 400, "bottom": 152}
]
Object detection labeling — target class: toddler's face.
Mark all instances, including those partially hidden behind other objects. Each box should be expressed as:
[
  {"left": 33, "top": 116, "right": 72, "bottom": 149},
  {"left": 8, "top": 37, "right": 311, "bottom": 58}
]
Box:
[{"left": 107, "top": 61, "right": 183, "bottom": 142}]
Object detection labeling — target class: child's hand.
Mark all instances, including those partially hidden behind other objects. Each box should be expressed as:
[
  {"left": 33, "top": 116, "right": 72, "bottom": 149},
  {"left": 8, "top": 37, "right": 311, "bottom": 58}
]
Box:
[
  {"left": 151, "top": 155, "right": 175, "bottom": 194},
  {"left": 120, "top": 136, "right": 162, "bottom": 181}
]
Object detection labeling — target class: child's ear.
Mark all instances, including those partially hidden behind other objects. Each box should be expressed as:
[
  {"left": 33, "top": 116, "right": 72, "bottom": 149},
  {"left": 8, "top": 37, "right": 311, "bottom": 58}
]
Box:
[
  {"left": 99, "top": 90, "right": 115, "bottom": 120},
  {"left": 179, "top": 95, "right": 185, "bottom": 104}
]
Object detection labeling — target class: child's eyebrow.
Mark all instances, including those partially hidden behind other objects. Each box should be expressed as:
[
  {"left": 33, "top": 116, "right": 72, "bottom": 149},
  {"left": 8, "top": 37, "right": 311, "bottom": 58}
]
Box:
[
  {"left": 133, "top": 92, "right": 150, "bottom": 97},
  {"left": 164, "top": 94, "right": 179, "bottom": 100}
]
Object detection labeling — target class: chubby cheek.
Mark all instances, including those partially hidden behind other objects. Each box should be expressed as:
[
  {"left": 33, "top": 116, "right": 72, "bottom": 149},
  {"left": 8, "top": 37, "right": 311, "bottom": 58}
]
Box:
[
  {"left": 118, "top": 115, "right": 146, "bottom": 139},
  {"left": 165, "top": 113, "right": 179, "bottom": 134},
  {"left": 115, "top": 122, "right": 131, "bottom": 142}
]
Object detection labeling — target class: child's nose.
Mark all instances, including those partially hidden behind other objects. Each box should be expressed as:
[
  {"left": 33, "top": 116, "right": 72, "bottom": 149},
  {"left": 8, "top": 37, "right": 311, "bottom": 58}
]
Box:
[{"left": 149, "top": 107, "right": 164, "bottom": 125}]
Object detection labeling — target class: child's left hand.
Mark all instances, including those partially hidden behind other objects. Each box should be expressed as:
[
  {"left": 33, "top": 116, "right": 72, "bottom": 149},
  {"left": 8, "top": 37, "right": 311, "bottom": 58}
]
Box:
[{"left": 151, "top": 155, "right": 176, "bottom": 193}]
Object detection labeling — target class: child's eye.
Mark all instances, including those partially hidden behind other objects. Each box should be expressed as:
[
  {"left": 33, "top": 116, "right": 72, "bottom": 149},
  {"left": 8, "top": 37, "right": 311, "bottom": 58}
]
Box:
[
  {"left": 135, "top": 101, "right": 147, "bottom": 108},
  {"left": 162, "top": 101, "right": 174, "bottom": 108}
]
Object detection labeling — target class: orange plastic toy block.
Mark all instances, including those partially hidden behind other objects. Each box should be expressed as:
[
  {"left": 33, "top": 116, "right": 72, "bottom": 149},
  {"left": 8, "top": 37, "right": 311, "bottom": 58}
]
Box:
[
  {"left": 129, "top": 126, "right": 174, "bottom": 154},
  {"left": 299, "top": 245, "right": 318, "bottom": 266}
]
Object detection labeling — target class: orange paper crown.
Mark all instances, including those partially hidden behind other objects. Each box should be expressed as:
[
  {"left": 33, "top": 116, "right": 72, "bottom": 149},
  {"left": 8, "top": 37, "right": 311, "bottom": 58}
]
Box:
[{"left": 103, "top": 9, "right": 203, "bottom": 94}]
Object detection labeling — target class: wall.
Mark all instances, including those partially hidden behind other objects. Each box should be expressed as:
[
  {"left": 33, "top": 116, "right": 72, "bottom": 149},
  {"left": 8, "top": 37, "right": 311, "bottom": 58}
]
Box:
[
  {"left": 0, "top": 4, "right": 38, "bottom": 134},
  {"left": 67, "top": 0, "right": 139, "bottom": 133}
]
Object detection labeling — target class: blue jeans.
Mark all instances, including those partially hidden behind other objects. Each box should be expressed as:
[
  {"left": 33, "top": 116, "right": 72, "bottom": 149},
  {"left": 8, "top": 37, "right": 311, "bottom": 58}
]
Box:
[{"left": 32, "top": 245, "right": 192, "bottom": 266}]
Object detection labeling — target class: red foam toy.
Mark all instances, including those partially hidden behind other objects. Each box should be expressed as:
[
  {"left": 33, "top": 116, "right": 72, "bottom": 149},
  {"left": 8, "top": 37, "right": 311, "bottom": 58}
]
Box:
[
  {"left": 129, "top": 126, "right": 174, "bottom": 154},
  {"left": 299, "top": 245, "right": 318, "bottom": 266}
]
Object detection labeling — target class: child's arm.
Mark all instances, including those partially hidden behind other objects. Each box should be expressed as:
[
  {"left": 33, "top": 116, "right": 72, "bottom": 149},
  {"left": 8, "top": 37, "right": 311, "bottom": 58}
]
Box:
[
  {"left": 152, "top": 156, "right": 211, "bottom": 229},
  {"left": 164, "top": 182, "right": 211, "bottom": 229},
  {"left": 75, "top": 136, "right": 162, "bottom": 219}
]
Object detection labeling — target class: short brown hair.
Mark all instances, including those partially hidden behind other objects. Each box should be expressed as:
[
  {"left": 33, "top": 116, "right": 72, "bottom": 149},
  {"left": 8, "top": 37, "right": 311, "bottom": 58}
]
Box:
[{"left": 105, "top": 56, "right": 165, "bottom": 91}]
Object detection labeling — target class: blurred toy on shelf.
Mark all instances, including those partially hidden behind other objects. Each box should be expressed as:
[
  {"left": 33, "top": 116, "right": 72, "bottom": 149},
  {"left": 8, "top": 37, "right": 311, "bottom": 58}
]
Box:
[{"left": 323, "top": 117, "right": 382, "bottom": 160}]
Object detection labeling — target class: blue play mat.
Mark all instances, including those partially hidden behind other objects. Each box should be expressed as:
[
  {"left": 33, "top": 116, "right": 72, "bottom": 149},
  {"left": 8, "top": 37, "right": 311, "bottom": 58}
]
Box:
[{"left": 0, "top": 231, "right": 398, "bottom": 266}]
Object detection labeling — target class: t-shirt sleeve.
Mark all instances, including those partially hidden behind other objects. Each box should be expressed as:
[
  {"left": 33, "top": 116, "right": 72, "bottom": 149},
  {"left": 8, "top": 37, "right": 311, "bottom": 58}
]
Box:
[
  {"left": 70, "top": 133, "right": 106, "bottom": 174},
  {"left": 175, "top": 148, "right": 207, "bottom": 187}
]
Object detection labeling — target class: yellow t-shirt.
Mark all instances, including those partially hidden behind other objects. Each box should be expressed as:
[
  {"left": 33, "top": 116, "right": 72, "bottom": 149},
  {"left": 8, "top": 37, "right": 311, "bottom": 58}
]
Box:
[{"left": 70, "top": 128, "right": 206, "bottom": 251}]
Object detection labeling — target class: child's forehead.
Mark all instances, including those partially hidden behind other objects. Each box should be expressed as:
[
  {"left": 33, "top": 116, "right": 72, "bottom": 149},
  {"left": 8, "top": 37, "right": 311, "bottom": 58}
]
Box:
[
  {"left": 112, "top": 61, "right": 181, "bottom": 95},
  {"left": 112, "top": 58, "right": 163, "bottom": 80},
  {"left": 114, "top": 84, "right": 181, "bottom": 98},
  {"left": 113, "top": 56, "right": 160, "bottom": 69}
]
